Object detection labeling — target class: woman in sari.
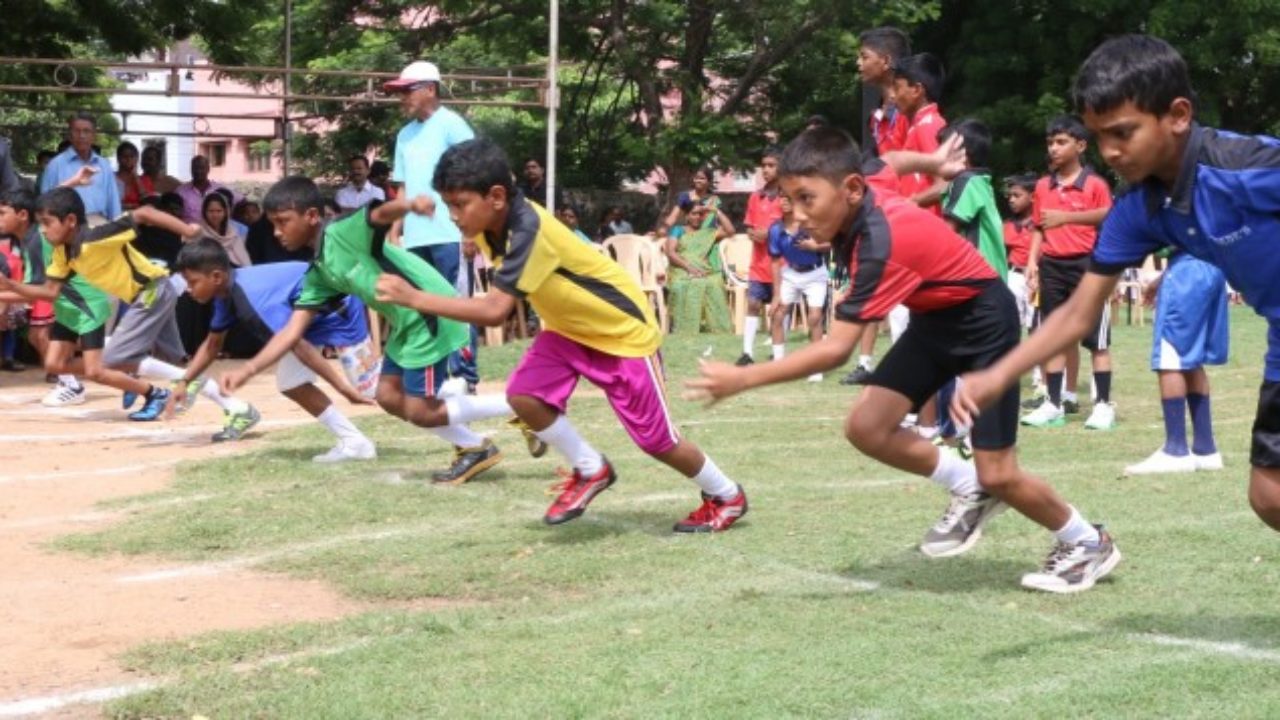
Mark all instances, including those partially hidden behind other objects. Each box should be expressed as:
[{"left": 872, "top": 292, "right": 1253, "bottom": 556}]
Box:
[{"left": 666, "top": 204, "right": 735, "bottom": 334}]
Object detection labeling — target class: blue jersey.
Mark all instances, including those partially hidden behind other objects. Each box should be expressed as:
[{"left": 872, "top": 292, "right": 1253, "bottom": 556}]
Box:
[
  {"left": 766, "top": 221, "right": 824, "bottom": 270},
  {"left": 211, "top": 262, "right": 368, "bottom": 348}
]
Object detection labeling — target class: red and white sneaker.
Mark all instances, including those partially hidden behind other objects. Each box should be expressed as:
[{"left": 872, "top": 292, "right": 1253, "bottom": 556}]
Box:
[
  {"left": 544, "top": 458, "right": 617, "bottom": 525},
  {"left": 673, "top": 486, "right": 748, "bottom": 533}
]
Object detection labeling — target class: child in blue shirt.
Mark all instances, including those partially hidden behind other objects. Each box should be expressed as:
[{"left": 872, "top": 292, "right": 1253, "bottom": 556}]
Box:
[{"left": 766, "top": 195, "right": 830, "bottom": 380}]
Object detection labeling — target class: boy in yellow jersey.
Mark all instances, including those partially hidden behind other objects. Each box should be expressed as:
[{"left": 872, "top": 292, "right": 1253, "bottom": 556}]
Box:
[
  {"left": 376, "top": 138, "right": 747, "bottom": 531},
  {"left": 0, "top": 188, "right": 257, "bottom": 431}
]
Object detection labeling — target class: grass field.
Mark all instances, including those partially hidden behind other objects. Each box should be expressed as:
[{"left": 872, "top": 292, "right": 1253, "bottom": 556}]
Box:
[{"left": 60, "top": 306, "right": 1280, "bottom": 719}]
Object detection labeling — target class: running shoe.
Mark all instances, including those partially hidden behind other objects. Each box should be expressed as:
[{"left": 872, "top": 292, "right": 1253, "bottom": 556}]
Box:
[
  {"left": 431, "top": 439, "right": 502, "bottom": 484},
  {"left": 313, "top": 438, "right": 377, "bottom": 463},
  {"left": 1083, "top": 401, "right": 1117, "bottom": 430},
  {"left": 673, "top": 486, "right": 748, "bottom": 533},
  {"left": 211, "top": 404, "right": 262, "bottom": 442},
  {"left": 1021, "top": 400, "right": 1065, "bottom": 428},
  {"left": 1123, "top": 448, "right": 1196, "bottom": 476},
  {"left": 920, "top": 491, "right": 1006, "bottom": 557},
  {"left": 1020, "top": 526, "right": 1121, "bottom": 594},
  {"left": 544, "top": 458, "right": 617, "bottom": 525},
  {"left": 42, "top": 382, "right": 86, "bottom": 407},
  {"left": 128, "top": 388, "right": 171, "bottom": 421},
  {"left": 508, "top": 416, "right": 548, "bottom": 458}
]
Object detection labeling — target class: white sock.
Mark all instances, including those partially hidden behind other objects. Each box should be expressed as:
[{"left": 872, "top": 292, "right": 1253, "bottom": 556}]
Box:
[
  {"left": 317, "top": 405, "right": 368, "bottom": 444},
  {"left": 928, "top": 447, "right": 981, "bottom": 495},
  {"left": 200, "top": 377, "right": 249, "bottom": 413},
  {"left": 858, "top": 354, "right": 874, "bottom": 370},
  {"left": 535, "top": 415, "right": 604, "bottom": 475},
  {"left": 137, "top": 356, "right": 184, "bottom": 381},
  {"left": 1063, "top": 390, "right": 1079, "bottom": 402},
  {"left": 743, "top": 317, "right": 759, "bottom": 356},
  {"left": 430, "top": 424, "right": 486, "bottom": 449},
  {"left": 445, "top": 394, "right": 511, "bottom": 425},
  {"left": 771, "top": 344, "right": 785, "bottom": 360},
  {"left": 1053, "top": 506, "right": 1100, "bottom": 545},
  {"left": 916, "top": 424, "right": 939, "bottom": 440},
  {"left": 691, "top": 455, "right": 738, "bottom": 499},
  {"left": 58, "top": 374, "right": 82, "bottom": 390}
]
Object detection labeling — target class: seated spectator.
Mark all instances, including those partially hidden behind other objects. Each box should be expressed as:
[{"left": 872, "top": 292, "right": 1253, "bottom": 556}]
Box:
[
  {"left": 599, "top": 205, "right": 633, "bottom": 239},
  {"left": 115, "top": 141, "right": 146, "bottom": 210},
  {"left": 200, "top": 192, "right": 252, "bottom": 268},
  {"left": 335, "top": 155, "right": 386, "bottom": 211},
  {"left": 213, "top": 187, "right": 249, "bottom": 237},
  {"left": 369, "top": 160, "right": 397, "bottom": 201},
  {"left": 233, "top": 198, "right": 262, "bottom": 227},
  {"left": 666, "top": 204, "right": 733, "bottom": 334},
  {"left": 557, "top": 205, "right": 594, "bottom": 244}
]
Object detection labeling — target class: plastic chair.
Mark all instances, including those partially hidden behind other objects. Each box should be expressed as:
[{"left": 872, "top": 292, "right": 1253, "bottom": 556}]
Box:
[
  {"left": 718, "top": 234, "right": 755, "bottom": 334},
  {"left": 601, "top": 234, "right": 669, "bottom": 333}
]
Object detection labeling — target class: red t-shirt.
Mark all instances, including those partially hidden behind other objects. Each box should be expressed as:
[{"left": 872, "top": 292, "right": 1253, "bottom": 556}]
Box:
[
  {"left": 835, "top": 162, "right": 997, "bottom": 323},
  {"left": 897, "top": 103, "right": 947, "bottom": 209},
  {"left": 744, "top": 189, "right": 784, "bottom": 282},
  {"left": 1003, "top": 216, "right": 1034, "bottom": 269},
  {"left": 870, "top": 105, "right": 909, "bottom": 156},
  {"left": 1031, "top": 168, "right": 1112, "bottom": 258}
]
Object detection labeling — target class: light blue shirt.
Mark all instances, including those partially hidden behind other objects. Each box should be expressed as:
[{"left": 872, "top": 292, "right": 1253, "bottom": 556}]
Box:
[
  {"left": 39, "top": 148, "right": 121, "bottom": 218},
  {"left": 392, "top": 107, "right": 474, "bottom": 249}
]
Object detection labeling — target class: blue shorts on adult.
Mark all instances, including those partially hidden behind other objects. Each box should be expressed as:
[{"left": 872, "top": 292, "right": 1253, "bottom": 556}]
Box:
[
  {"left": 1150, "top": 253, "right": 1229, "bottom": 371},
  {"left": 380, "top": 354, "right": 450, "bottom": 398}
]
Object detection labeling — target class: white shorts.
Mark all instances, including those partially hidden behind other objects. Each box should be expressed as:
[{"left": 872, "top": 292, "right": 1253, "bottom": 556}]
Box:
[
  {"left": 1006, "top": 270, "right": 1034, "bottom": 329},
  {"left": 779, "top": 266, "right": 828, "bottom": 307},
  {"left": 276, "top": 338, "right": 381, "bottom": 398}
]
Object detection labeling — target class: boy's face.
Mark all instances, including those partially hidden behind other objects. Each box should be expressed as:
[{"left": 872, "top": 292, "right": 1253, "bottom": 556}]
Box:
[
  {"left": 267, "top": 207, "right": 321, "bottom": 252},
  {"left": 559, "top": 208, "right": 578, "bottom": 228},
  {"left": 1045, "top": 133, "right": 1086, "bottom": 171},
  {"left": 36, "top": 210, "right": 76, "bottom": 246},
  {"left": 180, "top": 268, "right": 229, "bottom": 304},
  {"left": 780, "top": 172, "right": 864, "bottom": 244},
  {"left": 0, "top": 205, "right": 27, "bottom": 236},
  {"left": 892, "top": 77, "right": 923, "bottom": 114},
  {"left": 857, "top": 46, "right": 892, "bottom": 84},
  {"left": 442, "top": 187, "right": 506, "bottom": 239},
  {"left": 1006, "top": 186, "right": 1032, "bottom": 214},
  {"left": 760, "top": 156, "right": 778, "bottom": 184},
  {"left": 1083, "top": 98, "right": 1193, "bottom": 185}
]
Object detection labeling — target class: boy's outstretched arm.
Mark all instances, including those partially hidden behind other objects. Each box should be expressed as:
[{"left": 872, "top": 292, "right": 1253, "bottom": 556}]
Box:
[
  {"left": 132, "top": 205, "right": 201, "bottom": 239},
  {"left": 219, "top": 308, "right": 318, "bottom": 394},
  {"left": 686, "top": 320, "right": 865, "bottom": 404},
  {"left": 291, "top": 339, "right": 374, "bottom": 405},
  {"left": 375, "top": 272, "right": 516, "bottom": 327},
  {"left": 0, "top": 276, "right": 61, "bottom": 303},
  {"left": 879, "top": 133, "right": 967, "bottom": 181},
  {"left": 951, "top": 271, "right": 1119, "bottom": 425},
  {"left": 370, "top": 195, "right": 435, "bottom": 227}
]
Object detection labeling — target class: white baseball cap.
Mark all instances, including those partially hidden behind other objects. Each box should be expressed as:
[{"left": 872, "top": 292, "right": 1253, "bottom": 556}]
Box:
[{"left": 383, "top": 61, "right": 441, "bottom": 91}]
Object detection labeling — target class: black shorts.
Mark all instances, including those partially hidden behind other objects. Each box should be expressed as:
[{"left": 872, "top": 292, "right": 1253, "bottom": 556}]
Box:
[
  {"left": 868, "top": 281, "right": 1021, "bottom": 450},
  {"left": 1039, "top": 254, "right": 1111, "bottom": 351},
  {"left": 50, "top": 321, "right": 106, "bottom": 351},
  {"left": 1251, "top": 381, "right": 1280, "bottom": 467}
]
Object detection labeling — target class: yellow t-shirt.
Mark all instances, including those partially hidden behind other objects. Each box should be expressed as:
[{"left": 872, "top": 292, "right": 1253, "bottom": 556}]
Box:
[
  {"left": 45, "top": 216, "right": 168, "bottom": 303},
  {"left": 477, "top": 198, "right": 660, "bottom": 358}
]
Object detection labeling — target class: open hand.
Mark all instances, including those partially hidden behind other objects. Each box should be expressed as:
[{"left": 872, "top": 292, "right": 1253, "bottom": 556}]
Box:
[
  {"left": 933, "top": 133, "right": 968, "bottom": 181},
  {"left": 949, "top": 369, "right": 1002, "bottom": 429},
  {"left": 68, "top": 165, "right": 98, "bottom": 187},
  {"left": 164, "top": 382, "right": 188, "bottom": 420},
  {"left": 683, "top": 358, "right": 748, "bottom": 406}
]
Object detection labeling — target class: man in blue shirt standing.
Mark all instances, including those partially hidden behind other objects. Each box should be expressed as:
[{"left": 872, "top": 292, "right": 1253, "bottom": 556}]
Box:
[
  {"left": 385, "top": 60, "right": 478, "bottom": 390},
  {"left": 39, "top": 112, "right": 121, "bottom": 223},
  {"left": 952, "top": 34, "right": 1280, "bottom": 542}
]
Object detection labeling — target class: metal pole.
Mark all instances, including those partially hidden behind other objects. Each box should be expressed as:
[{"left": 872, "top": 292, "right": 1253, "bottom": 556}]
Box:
[
  {"left": 545, "top": 0, "right": 558, "bottom": 213},
  {"left": 283, "top": 0, "right": 292, "bottom": 176}
]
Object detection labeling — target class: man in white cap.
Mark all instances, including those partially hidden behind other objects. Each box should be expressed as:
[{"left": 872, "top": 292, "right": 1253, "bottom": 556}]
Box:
[{"left": 385, "top": 60, "right": 479, "bottom": 390}]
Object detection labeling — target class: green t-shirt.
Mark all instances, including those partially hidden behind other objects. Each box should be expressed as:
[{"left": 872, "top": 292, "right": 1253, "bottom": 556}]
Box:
[
  {"left": 942, "top": 171, "right": 1008, "bottom": 281},
  {"left": 294, "top": 206, "right": 468, "bottom": 368},
  {"left": 20, "top": 228, "right": 111, "bottom": 334}
]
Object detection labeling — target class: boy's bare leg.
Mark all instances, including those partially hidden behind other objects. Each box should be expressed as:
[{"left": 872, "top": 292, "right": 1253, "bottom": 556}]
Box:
[
  {"left": 1248, "top": 466, "right": 1280, "bottom": 531},
  {"left": 973, "top": 448, "right": 1070, "bottom": 530}
]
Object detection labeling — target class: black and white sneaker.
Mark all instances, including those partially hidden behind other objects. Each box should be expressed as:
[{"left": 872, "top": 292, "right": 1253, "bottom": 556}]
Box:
[
  {"left": 840, "top": 365, "right": 874, "bottom": 386},
  {"left": 1020, "top": 525, "right": 1121, "bottom": 594},
  {"left": 734, "top": 353, "right": 754, "bottom": 367},
  {"left": 431, "top": 439, "right": 503, "bottom": 485},
  {"left": 920, "top": 491, "right": 1006, "bottom": 558}
]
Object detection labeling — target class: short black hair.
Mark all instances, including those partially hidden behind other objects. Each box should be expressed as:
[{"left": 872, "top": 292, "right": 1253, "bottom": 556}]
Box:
[
  {"left": 174, "top": 237, "right": 232, "bottom": 274},
  {"left": 213, "top": 186, "right": 235, "bottom": 204},
  {"left": 36, "top": 149, "right": 55, "bottom": 163},
  {"left": 937, "top": 118, "right": 992, "bottom": 169},
  {"left": 779, "top": 126, "right": 862, "bottom": 183},
  {"left": 369, "top": 160, "right": 390, "bottom": 178},
  {"left": 434, "top": 138, "right": 515, "bottom": 197},
  {"left": 859, "top": 27, "right": 911, "bottom": 62},
  {"left": 805, "top": 114, "right": 830, "bottom": 129},
  {"left": 1073, "top": 34, "right": 1192, "bottom": 117},
  {"left": 0, "top": 188, "right": 37, "bottom": 220},
  {"left": 158, "top": 191, "right": 185, "bottom": 217},
  {"left": 893, "top": 52, "right": 945, "bottom": 103},
  {"left": 348, "top": 155, "right": 370, "bottom": 168},
  {"left": 1003, "top": 172, "right": 1038, "bottom": 194},
  {"left": 761, "top": 145, "right": 783, "bottom": 161},
  {"left": 1046, "top": 114, "right": 1090, "bottom": 141},
  {"left": 35, "top": 187, "right": 86, "bottom": 226},
  {"left": 264, "top": 175, "right": 325, "bottom": 214},
  {"left": 116, "top": 141, "right": 138, "bottom": 160}
]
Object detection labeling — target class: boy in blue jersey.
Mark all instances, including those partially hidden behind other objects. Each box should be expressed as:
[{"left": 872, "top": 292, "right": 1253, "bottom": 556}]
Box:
[
  {"left": 173, "top": 238, "right": 379, "bottom": 462},
  {"left": 953, "top": 34, "right": 1280, "bottom": 536},
  {"left": 766, "top": 194, "right": 830, "bottom": 380}
]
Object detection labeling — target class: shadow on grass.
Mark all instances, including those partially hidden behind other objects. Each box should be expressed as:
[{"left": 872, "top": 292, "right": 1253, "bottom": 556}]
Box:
[
  {"left": 848, "top": 549, "right": 1032, "bottom": 594},
  {"left": 533, "top": 507, "right": 685, "bottom": 544}
]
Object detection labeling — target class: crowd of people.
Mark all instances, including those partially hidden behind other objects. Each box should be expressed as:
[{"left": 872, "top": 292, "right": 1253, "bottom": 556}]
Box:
[{"left": 2, "top": 33, "right": 1279, "bottom": 596}]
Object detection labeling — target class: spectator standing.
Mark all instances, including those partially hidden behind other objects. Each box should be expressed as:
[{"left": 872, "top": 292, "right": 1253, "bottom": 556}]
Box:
[
  {"left": 115, "top": 141, "right": 147, "bottom": 211},
  {"left": 176, "top": 156, "right": 235, "bottom": 225},
  {"left": 141, "top": 146, "right": 181, "bottom": 195},
  {"left": 518, "top": 158, "right": 563, "bottom": 210},
  {"left": 39, "top": 112, "right": 121, "bottom": 223},
  {"left": 335, "top": 155, "right": 386, "bottom": 211},
  {"left": 599, "top": 206, "right": 633, "bottom": 240},
  {"left": 0, "top": 137, "right": 20, "bottom": 194},
  {"left": 736, "top": 149, "right": 783, "bottom": 366}
]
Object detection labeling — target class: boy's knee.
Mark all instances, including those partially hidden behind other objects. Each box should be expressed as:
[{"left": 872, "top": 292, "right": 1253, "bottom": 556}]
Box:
[{"left": 844, "top": 409, "right": 885, "bottom": 452}]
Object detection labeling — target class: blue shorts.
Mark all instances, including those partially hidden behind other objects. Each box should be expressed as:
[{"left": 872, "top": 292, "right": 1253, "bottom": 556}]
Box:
[
  {"left": 380, "top": 355, "right": 450, "bottom": 398},
  {"left": 747, "top": 280, "right": 773, "bottom": 304},
  {"left": 1151, "top": 254, "right": 1229, "bottom": 371},
  {"left": 1267, "top": 319, "right": 1280, "bottom": 383}
]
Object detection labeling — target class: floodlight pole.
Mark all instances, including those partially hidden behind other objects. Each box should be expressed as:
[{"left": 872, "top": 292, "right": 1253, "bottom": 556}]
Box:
[
  {"left": 283, "top": 0, "right": 293, "bottom": 175},
  {"left": 545, "top": 0, "right": 558, "bottom": 213}
]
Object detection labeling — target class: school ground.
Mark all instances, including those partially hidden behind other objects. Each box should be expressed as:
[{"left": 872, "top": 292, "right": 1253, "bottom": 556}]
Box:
[{"left": 2, "top": 307, "right": 1279, "bottom": 718}]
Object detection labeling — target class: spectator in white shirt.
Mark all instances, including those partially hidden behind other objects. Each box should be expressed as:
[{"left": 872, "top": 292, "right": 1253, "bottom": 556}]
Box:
[{"left": 334, "top": 155, "right": 386, "bottom": 212}]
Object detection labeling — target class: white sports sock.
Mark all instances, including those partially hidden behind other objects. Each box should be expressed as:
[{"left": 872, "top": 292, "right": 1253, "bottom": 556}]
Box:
[
  {"left": 199, "top": 377, "right": 248, "bottom": 413},
  {"left": 771, "top": 344, "right": 785, "bottom": 360},
  {"left": 58, "top": 374, "right": 82, "bottom": 390},
  {"left": 535, "top": 415, "right": 604, "bottom": 475},
  {"left": 1053, "top": 506, "right": 1100, "bottom": 545},
  {"left": 691, "top": 455, "right": 738, "bottom": 499},
  {"left": 743, "top": 316, "right": 759, "bottom": 356},
  {"left": 317, "top": 405, "right": 368, "bottom": 443},
  {"left": 137, "top": 356, "right": 184, "bottom": 381},
  {"left": 430, "top": 424, "right": 486, "bottom": 449},
  {"left": 445, "top": 394, "right": 511, "bottom": 425},
  {"left": 928, "top": 446, "right": 981, "bottom": 495},
  {"left": 858, "top": 354, "right": 874, "bottom": 370},
  {"left": 1063, "top": 390, "right": 1079, "bottom": 403}
]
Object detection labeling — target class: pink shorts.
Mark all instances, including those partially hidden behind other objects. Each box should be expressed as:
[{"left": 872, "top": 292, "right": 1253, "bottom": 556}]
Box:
[{"left": 506, "top": 331, "right": 680, "bottom": 455}]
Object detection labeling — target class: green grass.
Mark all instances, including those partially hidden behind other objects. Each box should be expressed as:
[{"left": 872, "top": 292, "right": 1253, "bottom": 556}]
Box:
[{"left": 56, "top": 307, "right": 1280, "bottom": 718}]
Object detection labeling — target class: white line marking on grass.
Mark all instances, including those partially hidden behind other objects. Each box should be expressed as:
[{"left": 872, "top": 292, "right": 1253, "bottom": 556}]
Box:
[
  {"left": 0, "top": 681, "right": 160, "bottom": 718},
  {"left": 0, "top": 419, "right": 312, "bottom": 443},
  {"left": 0, "top": 392, "right": 46, "bottom": 405},
  {"left": 0, "top": 459, "right": 186, "bottom": 484},
  {"left": 1136, "top": 633, "right": 1280, "bottom": 662},
  {"left": 0, "top": 406, "right": 99, "bottom": 418}
]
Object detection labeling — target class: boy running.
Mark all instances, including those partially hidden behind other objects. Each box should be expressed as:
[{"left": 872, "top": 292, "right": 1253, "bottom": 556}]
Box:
[
  {"left": 174, "top": 239, "right": 379, "bottom": 463},
  {"left": 952, "top": 34, "right": 1280, "bottom": 537},
  {"left": 375, "top": 138, "right": 748, "bottom": 532},
  {"left": 690, "top": 128, "right": 1120, "bottom": 593}
]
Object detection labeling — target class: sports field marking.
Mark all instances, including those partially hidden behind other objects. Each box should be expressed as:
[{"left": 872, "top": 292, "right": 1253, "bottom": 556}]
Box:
[
  {"left": 0, "top": 418, "right": 312, "bottom": 444},
  {"left": 0, "top": 493, "right": 219, "bottom": 531},
  {"left": 1138, "top": 633, "right": 1280, "bottom": 662},
  {"left": 0, "top": 681, "right": 160, "bottom": 718}
]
